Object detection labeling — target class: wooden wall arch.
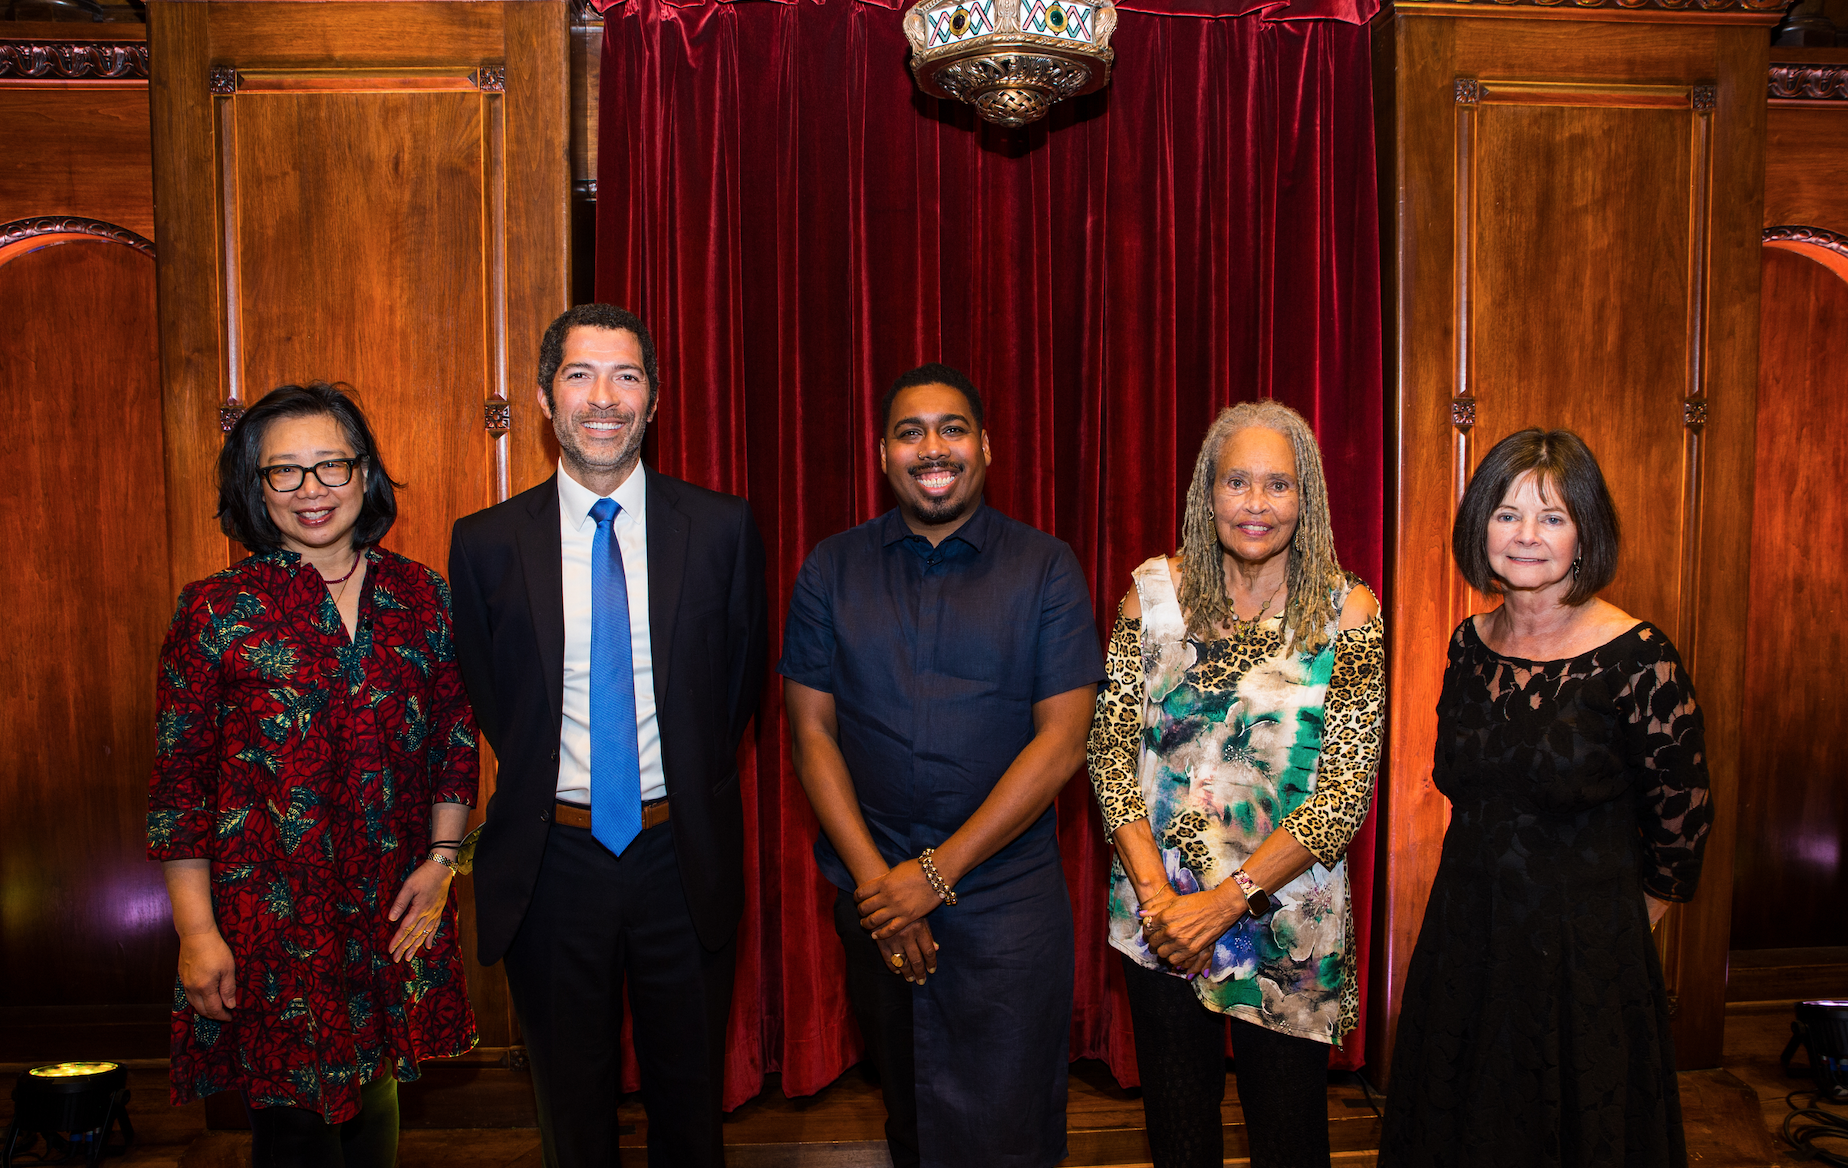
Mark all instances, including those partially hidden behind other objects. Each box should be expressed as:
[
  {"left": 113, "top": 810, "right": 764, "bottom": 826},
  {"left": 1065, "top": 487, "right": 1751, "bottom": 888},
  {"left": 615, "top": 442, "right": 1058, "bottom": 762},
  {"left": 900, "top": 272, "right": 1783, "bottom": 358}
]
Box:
[
  {"left": 0, "top": 28, "right": 176, "bottom": 1060},
  {"left": 1732, "top": 236, "right": 1848, "bottom": 953},
  {"left": 1763, "top": 223, "right": 1848, "bottom": 285},
  {"left": 0, "top": 222, "right": 174, "bottom": 1047}
]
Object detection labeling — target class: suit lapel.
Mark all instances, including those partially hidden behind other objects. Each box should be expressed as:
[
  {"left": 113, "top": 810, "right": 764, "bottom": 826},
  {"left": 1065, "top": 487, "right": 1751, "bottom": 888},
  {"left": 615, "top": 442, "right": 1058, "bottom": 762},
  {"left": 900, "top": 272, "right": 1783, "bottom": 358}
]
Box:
[
  {"left": 517, "top": 477, "right": 567, "bottom": 729},
  {"left": 645, "top": 465, "right": 688, "bottom": 707}
]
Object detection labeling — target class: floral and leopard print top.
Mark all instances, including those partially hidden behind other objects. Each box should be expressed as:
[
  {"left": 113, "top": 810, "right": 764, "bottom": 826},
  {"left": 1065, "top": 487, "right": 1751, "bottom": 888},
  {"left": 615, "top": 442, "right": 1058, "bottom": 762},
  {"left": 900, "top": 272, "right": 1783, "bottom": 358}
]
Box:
[{"left": 1087, "top": 556, "right": 1385, "bottom": 1045}]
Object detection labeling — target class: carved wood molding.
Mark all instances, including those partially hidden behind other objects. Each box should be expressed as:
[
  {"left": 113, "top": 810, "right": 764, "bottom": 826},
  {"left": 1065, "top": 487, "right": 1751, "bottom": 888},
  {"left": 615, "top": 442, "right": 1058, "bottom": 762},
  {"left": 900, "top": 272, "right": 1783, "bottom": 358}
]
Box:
[
  {"left": 1765, "top": 224, "right": 1848, "bottom": 259},
  {"left": 0, "top": 216, "right": 154, "bottom": 257},
  {"left": 1769, "top": 64, "right": 1848, "bottom": 102},
  {"left": 0, "top": 40, "right": 149, "bottom": 81},
  {"left": 484, "top": 401, "right": 511, "bottom": 435},
  {"left": 206, "top": 64, "right": 507, "bottom": 94}
]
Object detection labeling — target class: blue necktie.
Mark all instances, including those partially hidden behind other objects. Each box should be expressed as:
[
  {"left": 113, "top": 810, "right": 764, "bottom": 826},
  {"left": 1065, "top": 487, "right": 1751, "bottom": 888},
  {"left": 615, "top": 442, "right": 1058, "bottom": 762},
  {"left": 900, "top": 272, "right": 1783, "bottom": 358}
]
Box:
[{"left": 588, "top": 498, "right": 642, "bottom": 855}]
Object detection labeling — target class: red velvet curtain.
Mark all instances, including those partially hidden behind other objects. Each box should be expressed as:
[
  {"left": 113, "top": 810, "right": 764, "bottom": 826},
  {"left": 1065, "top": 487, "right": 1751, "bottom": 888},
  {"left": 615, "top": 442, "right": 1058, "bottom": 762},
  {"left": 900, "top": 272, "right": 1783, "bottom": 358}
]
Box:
[{"left": 594, "top": 0, "right": 1383, "bottom": 1106}]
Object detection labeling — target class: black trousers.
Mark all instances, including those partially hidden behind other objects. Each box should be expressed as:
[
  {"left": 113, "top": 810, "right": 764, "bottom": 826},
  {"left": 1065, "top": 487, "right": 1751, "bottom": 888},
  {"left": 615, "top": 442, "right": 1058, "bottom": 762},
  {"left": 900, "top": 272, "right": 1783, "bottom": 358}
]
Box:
[
  {"left": 246, "top": 1076, "right": 398, "bottom": 1168},
  {"left": 833, "top": 887, "right": 921, "bottom": 1168},
  {"left": 1121, "top": 955, "right": 1332, "bottom": 1168},
  {"left": 503, "top": 821, "right": 736, "bottom": 1168}
]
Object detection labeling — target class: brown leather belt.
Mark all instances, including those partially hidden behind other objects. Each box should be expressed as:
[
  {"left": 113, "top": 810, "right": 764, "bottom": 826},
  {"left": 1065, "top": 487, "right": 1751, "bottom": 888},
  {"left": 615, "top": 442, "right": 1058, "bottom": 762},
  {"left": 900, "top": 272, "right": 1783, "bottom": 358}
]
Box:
[{"left": 553, "top": 798, "right": 670, "bottom": 831}]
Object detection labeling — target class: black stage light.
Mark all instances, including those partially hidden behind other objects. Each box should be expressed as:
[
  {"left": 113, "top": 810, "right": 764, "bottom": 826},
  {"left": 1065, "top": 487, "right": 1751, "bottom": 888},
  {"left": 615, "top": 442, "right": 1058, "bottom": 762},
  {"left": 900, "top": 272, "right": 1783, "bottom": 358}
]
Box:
[
  {"left": 1783, "top": 1000, "right": 1848, "bottom": 1102},
  {"left": 1, "top": 1063, "right": 134, "bottom": 1168}
]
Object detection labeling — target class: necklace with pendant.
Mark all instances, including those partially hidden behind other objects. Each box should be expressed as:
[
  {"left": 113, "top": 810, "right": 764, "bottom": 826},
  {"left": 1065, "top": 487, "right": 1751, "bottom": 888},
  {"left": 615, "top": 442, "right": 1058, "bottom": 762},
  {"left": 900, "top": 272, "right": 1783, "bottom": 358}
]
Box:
[
  {"left": 1233, "top": 579, "right": 1285, "bottom": 643},
  {"left": 321, "top": 554, "right": 362, "bottom": 606}
]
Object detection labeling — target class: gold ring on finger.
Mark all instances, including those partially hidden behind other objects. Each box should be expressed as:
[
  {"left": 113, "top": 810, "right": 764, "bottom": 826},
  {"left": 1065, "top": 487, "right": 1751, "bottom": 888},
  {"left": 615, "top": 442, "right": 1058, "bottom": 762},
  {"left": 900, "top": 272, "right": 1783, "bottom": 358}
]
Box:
[{"left": 891, "top": 953, "right": 904, "bottom": 967}]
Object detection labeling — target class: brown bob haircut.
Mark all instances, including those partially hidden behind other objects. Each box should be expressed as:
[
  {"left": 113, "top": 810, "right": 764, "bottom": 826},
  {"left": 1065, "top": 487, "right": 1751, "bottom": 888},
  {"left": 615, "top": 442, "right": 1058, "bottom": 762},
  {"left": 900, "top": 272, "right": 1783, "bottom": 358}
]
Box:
[{"left": 1453, "top": 428, "right": 1620, "bottom": 606}]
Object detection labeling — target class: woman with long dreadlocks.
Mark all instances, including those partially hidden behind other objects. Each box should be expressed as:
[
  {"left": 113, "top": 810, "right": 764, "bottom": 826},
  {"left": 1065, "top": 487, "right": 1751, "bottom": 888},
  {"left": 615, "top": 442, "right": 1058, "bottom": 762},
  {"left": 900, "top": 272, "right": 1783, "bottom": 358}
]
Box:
[{"left": 1086, "top": 402, "right": 1385, "bottom": 1168}]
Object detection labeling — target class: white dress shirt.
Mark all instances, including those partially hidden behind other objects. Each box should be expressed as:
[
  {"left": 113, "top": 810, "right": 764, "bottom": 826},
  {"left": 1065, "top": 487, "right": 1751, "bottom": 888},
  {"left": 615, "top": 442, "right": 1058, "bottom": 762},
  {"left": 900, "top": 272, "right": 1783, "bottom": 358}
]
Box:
[{"left": 556, "top": 463, "right": 665, "bottom": 804}]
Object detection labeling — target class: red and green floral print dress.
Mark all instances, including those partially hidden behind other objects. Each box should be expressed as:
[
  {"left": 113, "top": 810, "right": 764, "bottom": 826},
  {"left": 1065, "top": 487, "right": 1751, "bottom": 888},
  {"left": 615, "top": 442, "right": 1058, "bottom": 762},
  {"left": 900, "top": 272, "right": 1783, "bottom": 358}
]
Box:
[{"left": 148, "top": 547, "right": 480, "bottom": 1121}]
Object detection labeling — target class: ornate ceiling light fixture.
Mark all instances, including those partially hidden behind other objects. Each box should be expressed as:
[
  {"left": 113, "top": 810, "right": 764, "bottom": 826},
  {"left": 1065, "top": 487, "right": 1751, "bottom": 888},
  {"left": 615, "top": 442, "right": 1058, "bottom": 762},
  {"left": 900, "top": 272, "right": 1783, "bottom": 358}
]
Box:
[{"left": 903, "top": 0, "right": 1118, "bottom": 128}]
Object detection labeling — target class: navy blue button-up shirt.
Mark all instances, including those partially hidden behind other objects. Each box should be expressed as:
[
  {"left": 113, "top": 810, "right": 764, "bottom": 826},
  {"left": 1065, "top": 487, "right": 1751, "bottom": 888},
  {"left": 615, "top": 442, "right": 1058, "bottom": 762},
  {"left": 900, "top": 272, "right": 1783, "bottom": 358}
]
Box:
[{"left": 780, "top": 502, "right": 1105, "bottom": 896}]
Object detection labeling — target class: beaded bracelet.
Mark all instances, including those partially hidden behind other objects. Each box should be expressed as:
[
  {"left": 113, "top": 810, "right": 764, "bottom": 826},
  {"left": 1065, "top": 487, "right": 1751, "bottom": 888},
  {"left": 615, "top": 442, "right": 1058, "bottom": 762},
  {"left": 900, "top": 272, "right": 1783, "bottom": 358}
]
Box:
[{"left": 918, "top": 847, "right": 957, "bottom": 906}]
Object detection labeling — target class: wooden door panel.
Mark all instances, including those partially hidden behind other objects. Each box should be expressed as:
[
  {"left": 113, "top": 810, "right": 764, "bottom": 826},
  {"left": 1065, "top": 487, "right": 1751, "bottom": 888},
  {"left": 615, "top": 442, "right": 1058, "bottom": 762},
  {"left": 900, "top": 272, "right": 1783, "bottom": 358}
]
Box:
[
  {"left": 230, "top": 89, "right": 497, "bottom": 573},
  {"left": 1374, "top": 11, "right": 1770, "bottom": 1078},
  {"left": 1466, "top": 92, "right": 1704, "bottom": 639},
  {"left": 1734, "top": 246, "right": 1848, "bottom": 950},
  {"left": 0, "top": 237, "right": 172, "bottom": 1008}
]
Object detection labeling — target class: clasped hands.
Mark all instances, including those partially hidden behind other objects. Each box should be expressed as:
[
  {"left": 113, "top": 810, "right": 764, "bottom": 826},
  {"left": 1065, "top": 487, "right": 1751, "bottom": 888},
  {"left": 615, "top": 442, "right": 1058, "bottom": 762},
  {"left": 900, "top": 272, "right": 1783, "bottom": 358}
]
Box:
[
  {"left": 854, "top": 859, "right": 941, "bottom": 986},
  {"left": 1137, "top": 880, "right": 1250, "bottom": 979}
]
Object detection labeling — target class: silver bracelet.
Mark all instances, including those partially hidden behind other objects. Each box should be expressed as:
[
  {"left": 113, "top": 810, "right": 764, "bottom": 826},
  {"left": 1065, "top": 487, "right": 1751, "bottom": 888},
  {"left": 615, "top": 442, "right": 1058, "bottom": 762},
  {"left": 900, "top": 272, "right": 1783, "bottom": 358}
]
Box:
[
  {"left": 426, "top": 850, "right": 459, "bottom": 870},
  {"left": 918, "top": 847, "right": 957, "bottom": 906}
]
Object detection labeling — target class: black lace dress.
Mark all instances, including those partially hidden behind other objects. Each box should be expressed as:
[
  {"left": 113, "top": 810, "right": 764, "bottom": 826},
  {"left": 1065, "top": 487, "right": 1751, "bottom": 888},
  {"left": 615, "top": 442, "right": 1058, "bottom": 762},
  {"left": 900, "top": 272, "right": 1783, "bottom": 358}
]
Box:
[{"left": 1379, "top": 619, "right": 1713, "bottom": 1168}]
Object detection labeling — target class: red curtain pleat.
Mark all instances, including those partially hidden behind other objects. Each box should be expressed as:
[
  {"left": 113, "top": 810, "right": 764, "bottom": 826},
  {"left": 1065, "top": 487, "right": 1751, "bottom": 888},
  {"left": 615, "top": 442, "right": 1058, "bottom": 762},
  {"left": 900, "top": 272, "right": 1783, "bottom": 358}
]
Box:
[{"left": 595, "top": 0, "right": 1384, "bottom": 1106}]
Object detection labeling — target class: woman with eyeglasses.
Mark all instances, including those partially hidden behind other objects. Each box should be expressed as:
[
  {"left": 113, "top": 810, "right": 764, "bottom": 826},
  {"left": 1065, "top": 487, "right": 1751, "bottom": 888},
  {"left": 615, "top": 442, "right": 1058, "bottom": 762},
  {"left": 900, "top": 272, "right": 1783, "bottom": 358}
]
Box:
[{"left": 149, "top": 382, "right": 479, "bottom": 1168}]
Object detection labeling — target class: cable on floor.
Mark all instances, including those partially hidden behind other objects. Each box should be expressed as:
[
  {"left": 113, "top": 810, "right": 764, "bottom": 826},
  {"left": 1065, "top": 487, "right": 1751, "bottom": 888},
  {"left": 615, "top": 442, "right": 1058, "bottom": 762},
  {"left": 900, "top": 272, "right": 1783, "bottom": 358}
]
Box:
[{"left": 1782, "top": 1089, "right": 1848, "bottom": 1166}]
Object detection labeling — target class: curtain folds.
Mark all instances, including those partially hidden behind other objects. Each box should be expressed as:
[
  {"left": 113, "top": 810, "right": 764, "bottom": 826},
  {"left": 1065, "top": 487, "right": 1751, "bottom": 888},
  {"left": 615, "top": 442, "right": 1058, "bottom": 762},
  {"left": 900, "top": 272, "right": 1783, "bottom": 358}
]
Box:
[{"left": 594, "top": 0, "right": 1383, "bottom": 1106}]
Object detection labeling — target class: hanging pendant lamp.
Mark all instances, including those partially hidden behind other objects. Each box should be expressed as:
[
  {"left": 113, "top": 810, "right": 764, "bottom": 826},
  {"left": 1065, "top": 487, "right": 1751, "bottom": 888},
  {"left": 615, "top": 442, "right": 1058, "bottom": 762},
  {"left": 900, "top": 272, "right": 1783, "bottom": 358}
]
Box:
[{"left": 903, "top": 0, "right": 1118, "bottom": 127}]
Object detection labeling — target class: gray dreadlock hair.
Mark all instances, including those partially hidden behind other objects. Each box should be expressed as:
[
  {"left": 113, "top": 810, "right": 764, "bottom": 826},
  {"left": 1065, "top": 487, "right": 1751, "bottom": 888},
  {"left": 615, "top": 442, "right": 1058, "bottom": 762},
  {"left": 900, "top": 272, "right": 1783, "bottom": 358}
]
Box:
[{"left": 1178, "top": 401, "right": 1346, "bottom": 654}]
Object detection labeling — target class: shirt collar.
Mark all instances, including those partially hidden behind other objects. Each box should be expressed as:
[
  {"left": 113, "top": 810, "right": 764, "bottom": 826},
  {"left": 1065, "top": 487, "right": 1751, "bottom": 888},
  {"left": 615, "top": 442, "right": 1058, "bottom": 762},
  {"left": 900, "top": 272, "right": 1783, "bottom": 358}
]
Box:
[
  {"left": 879, "top": 499, "right": 990, "bottom": 551},
  {"left": 557, "top": 460, "right": 648, "bottom": 530}
]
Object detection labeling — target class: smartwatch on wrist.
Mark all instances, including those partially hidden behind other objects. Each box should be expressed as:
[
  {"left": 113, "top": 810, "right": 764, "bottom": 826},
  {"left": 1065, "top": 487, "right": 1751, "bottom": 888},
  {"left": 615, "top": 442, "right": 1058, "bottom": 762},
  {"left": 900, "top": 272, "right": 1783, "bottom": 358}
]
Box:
[{"left": 1229, "top": 868, "right": 1276, "bottom": 918}]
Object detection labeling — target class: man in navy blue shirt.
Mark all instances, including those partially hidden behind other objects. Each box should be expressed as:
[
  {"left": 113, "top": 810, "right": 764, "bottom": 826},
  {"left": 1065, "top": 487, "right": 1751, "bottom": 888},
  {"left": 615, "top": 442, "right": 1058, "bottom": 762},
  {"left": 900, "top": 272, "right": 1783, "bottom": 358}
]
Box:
[{"left": 780, "top": 363, "right": 1104, "bottom": 1168}]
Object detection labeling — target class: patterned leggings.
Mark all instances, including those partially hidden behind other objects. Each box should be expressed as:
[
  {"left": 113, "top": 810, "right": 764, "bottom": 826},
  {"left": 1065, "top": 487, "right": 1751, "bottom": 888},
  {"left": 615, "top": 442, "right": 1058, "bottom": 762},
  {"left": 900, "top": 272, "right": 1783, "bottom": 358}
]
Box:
[
  {"left": 1122, "top": 956, "right": 1332, "bottom": 1168},
  {"left": 245, "top": 1076, "right": 398, "bottom": 1168}
]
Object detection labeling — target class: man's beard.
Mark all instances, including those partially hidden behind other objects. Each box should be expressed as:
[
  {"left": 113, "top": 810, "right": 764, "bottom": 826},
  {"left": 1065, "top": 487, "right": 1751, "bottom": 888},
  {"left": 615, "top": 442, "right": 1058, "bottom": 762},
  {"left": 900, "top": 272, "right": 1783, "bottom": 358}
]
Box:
[
  {"left": 907, "top": 461, "right": 972, "bottom": 525},
  {"left": 911, "top": 494, "right": 973, "bottom": 526},
  {"left": 555, "top": 407, "right": 646, "bottom": 477}
]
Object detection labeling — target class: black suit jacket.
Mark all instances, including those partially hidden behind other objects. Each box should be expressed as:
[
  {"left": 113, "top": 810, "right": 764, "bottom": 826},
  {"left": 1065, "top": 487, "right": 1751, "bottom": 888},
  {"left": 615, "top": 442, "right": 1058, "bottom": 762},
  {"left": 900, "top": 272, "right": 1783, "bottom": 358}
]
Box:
[{"left": 448, "top": 465, "right": 767, "bottom": 963}]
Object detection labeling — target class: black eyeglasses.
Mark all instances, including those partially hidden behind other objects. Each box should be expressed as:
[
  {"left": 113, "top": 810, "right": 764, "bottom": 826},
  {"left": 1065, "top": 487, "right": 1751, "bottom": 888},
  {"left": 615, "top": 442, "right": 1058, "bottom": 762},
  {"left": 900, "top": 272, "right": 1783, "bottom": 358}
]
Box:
[{"left": 258, "top": 458, "right": 362, "bottom": 492}]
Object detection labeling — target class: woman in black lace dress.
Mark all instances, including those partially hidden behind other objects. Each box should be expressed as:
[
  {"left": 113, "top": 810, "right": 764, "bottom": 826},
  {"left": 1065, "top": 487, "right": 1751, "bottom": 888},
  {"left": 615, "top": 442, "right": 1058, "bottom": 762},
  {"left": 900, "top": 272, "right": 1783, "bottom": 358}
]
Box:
[{"left": 1378, "top": 429, "right": 1712, "bottom": 1168}]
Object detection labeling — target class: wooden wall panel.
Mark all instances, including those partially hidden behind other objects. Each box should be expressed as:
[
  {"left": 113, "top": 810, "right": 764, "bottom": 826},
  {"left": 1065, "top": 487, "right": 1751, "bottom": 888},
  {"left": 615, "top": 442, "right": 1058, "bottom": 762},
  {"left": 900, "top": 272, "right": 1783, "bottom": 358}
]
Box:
[
  {"left": 1733, "top": 248, "right": 1848, "bottom": 951},
  {"left": 0, "top": 238, "right": 171, "bottom": 1009},
  {"left": 149, "top": 0, "right": 570, "bottom": 1053},
  {"left": 1765, "top": 51, "right": 1848, "bottom": 232},
  {"left": 0, "top": 93, "right": 152, "bottom": 235},
  {"left": 1372, "top": 1, "right": 1773, "bottom": 1080},
  {"left": 1765, "top": 106, "right": 1848, "bottom": 230},
  {"left": 0, "top": 22, "right": 150, "bottom": 232}
]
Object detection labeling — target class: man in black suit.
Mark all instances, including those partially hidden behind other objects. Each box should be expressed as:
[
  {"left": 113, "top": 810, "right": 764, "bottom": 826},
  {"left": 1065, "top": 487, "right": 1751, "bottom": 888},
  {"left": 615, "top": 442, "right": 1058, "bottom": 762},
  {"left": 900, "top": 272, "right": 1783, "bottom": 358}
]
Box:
[{"left": 448, "top": 304, "right": 766, "bottom": 1168}]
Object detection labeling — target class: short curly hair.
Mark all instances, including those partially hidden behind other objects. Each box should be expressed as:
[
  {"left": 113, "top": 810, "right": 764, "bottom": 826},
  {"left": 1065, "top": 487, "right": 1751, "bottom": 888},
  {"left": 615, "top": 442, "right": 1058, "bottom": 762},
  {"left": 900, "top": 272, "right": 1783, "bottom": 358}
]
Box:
[
  {"left": 217, "top": 382, "right": 399, "bottom": 553},
  {"left": 1453, "top": 427, "right": 1619, "bottom": 605},
  {"left": 880, "top": 363, "right": 985, "bottom": 433},
  {"left": 536, "top": 304, "right": 659, "bottom": 412}
]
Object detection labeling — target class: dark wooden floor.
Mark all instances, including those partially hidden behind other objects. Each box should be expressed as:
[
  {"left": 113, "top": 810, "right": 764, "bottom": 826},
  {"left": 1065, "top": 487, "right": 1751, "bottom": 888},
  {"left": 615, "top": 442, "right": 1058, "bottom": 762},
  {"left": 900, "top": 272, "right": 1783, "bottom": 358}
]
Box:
[{"left": 10, "top": 1004, "right": 1838, "bottom": 1168}]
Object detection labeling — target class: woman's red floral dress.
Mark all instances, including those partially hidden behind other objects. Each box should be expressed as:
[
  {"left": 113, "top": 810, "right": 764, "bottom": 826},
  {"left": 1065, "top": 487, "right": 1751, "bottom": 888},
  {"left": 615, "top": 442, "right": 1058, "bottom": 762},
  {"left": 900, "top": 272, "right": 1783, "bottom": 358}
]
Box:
[{"left": 148, "top": 547, "right": 480, "bottom": 1121}]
